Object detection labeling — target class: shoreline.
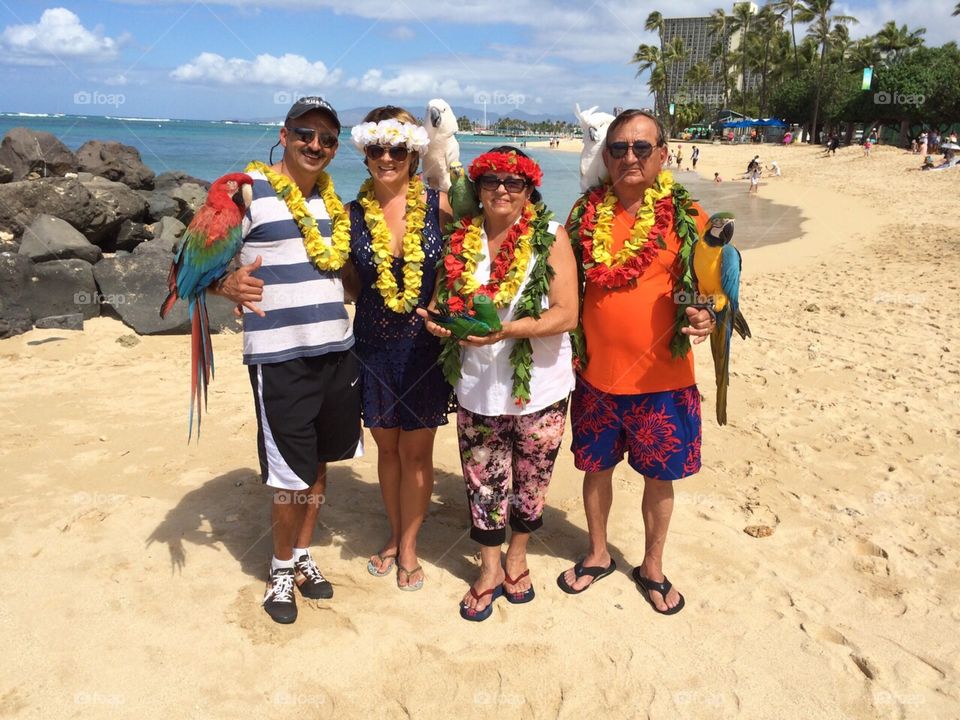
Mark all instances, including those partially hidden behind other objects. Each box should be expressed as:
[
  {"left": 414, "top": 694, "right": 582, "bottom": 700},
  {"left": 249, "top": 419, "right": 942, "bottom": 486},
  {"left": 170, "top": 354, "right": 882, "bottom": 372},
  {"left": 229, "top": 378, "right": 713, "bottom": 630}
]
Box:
[{"left": 2, "top": 142, "right": 959, "bottom": 719}]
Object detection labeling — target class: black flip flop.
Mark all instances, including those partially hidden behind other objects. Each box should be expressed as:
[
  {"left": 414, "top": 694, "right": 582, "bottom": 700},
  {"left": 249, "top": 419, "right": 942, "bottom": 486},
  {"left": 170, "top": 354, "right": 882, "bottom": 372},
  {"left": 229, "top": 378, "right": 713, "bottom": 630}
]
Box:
[
  {"left": 556, "top": 558, "right": 616, "bottom": 595},
  {"left": 631, "top": 567, "right": 685, "bottom": 615}
]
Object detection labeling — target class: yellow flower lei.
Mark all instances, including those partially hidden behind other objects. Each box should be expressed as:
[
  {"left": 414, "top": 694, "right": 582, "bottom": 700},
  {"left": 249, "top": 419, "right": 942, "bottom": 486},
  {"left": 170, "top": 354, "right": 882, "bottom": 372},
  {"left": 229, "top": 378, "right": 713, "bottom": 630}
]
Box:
[
  {"left": 458, "top": 203, "right": 535, "bottom": 307},
  {"left": 591, "top": 170, "right": 674, "bottom": 267},
  {"left": 357, "top": 176, "right": 427, "bottom": 314},
  {"left": 245, "top": 161, "right": 351, "bottom": 272}
]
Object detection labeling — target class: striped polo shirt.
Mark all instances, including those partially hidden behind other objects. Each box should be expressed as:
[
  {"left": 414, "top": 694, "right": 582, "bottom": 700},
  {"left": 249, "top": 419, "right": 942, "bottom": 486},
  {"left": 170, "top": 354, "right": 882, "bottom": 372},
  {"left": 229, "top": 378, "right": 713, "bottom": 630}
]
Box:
[{"left": 239, "top": 170, "right": 353, "bottom": 365}]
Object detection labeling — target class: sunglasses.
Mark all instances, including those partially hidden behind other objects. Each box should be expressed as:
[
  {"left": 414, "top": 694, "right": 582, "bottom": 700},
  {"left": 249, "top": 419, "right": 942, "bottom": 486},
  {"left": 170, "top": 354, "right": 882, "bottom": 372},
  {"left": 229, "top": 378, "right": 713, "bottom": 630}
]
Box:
[
  {"left": 364, "top": 145, "right": 410, "bottom": 162},
  {"left": 476, "top": 174, "right": 529, "bottom": 193},
  {"left": 606, "top": 140, "right": 656, "bottom": 160},
  {"left": 287, "top": 127, "right": 339, "bottom": 148}
]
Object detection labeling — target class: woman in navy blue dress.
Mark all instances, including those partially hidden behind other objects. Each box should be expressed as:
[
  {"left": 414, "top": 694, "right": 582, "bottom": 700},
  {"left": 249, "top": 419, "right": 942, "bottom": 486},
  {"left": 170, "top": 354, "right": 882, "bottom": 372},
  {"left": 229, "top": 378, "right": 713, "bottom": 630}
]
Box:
[{"left": 343, "top": 106, "right": 454, "bottom": 591}]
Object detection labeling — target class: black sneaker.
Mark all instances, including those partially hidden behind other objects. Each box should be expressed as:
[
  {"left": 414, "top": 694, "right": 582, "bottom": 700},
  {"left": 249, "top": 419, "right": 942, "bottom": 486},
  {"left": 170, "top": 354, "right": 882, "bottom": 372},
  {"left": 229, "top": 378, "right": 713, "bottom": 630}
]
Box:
[
  {"left": 263, "top": 566, "right": 297, "bottom": 624},
  {"left": 294, "top": 552, "right": 334, "bottom": 599}
]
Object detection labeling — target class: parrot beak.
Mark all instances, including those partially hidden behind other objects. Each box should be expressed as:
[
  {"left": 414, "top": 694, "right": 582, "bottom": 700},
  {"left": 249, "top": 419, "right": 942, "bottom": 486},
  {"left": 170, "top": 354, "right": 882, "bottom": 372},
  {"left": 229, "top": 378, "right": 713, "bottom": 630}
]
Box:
[
  {"left": 589, "top": 127, "right": 598, "bottom": 143},
  {"left": 709, "top": 219, "right": 735, "bottom": 245},
  {"left": 430, "top": 107, "right": 441, "bottom": 127}
]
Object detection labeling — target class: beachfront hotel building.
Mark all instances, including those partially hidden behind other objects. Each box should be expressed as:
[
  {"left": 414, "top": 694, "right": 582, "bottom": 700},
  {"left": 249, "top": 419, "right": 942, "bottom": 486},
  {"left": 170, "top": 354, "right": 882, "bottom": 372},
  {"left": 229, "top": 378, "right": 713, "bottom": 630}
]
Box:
[{"left": 662, "top": 2, "right": 759, "bottom": 112}]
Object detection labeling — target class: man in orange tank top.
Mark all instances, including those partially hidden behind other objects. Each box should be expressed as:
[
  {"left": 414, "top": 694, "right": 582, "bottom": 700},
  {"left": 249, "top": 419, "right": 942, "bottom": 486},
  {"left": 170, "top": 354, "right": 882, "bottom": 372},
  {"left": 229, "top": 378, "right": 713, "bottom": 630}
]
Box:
[{"left": 558, "top": 110, "right": 715, "bottom": 615}]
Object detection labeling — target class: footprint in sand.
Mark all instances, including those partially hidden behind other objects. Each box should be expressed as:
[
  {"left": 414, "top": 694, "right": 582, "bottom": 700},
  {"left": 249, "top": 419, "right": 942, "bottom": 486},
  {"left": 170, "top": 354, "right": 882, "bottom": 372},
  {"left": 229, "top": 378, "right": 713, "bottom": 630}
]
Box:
[
  {"left": 800, "top": 622, "right": 880, "bottom": 681},
  {"left": 853, "top": 540, "right": 890, "bottom": 576}
]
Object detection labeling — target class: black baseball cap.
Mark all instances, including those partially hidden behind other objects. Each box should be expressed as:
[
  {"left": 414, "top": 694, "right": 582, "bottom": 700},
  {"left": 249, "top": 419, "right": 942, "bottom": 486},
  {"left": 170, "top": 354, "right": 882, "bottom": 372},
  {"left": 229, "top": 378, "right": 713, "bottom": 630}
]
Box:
[{"left": 286, "top": 96, "right": 340, "bottom": 132}]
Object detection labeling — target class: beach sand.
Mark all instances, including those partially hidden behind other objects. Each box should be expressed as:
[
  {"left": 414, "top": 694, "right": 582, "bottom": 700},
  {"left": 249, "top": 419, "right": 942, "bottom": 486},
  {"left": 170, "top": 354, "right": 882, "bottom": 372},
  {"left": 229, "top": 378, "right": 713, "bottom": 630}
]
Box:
[{"left": 1, "top": 143, "right": 958, "bottom": 719}]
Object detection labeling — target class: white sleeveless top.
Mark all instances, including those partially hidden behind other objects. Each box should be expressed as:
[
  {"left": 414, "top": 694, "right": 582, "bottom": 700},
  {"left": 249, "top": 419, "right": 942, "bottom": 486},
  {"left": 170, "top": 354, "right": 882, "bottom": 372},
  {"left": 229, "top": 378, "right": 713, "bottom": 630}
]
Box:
[{"left": 456, "top": 219, "right": 575, "bottom": 416}]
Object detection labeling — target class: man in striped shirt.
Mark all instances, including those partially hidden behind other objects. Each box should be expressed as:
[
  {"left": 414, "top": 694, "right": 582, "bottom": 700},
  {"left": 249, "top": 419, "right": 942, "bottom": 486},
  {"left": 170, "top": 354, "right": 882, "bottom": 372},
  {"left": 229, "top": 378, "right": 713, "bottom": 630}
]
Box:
[{"left": 214, "top": 97, "right": 362, "bottom": 624}]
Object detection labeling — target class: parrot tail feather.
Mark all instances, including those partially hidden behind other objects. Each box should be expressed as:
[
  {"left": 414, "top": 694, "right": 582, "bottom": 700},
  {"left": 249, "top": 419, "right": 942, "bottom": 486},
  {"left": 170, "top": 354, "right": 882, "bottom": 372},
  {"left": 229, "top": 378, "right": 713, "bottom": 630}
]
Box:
[
  {"left": 187, "top": 296, "right": 215, "bottom": 442},
  {"left": 159, "top": 263, "right": 179, "bottom": 319},
  {"left": 733, "top": 309, "right": 751, "bottom": 340},
  {"left": 710, "top": 314, "right": 732, "bottom": 426}
]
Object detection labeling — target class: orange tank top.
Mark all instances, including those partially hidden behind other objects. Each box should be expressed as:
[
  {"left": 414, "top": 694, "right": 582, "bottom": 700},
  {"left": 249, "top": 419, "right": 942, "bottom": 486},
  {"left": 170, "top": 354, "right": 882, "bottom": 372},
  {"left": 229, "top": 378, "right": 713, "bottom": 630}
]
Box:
[{"left": 579, "top": 200, "right": 709, "bottom": 394}]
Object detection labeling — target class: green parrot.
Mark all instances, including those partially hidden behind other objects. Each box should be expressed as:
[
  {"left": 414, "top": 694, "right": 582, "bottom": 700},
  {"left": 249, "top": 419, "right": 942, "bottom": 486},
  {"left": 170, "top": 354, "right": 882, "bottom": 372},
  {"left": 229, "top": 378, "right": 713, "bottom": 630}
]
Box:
[
  {"left": 427, "top": 293, "right": 502, "bottom": 340},
  {"left": 448, "top": 161, "right": 480, "bottom": 221}
]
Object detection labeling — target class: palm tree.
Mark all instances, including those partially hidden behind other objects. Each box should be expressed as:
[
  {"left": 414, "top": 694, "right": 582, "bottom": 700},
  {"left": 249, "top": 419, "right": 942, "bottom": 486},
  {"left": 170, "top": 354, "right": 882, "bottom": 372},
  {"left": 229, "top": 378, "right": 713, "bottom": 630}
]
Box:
[
  {"left": 848, "top": 37, "right": 881, "bottom": 71},
  {"left": 873, "top": 21, "right": 926, "bottom": 63},
  {"left": 631, "top": 37, "right": 686, "bottom": 129},
  {"left": 683, "top": 62, "right": 713, "bottom": 105},
  {"left": 772, "top": 0, "right": 803, "bottom": 76},
  {"left": 729, "top": 2, "right": 757, "bottom": 115},
  {"left": 645, "top": 11, "right": 665, "bottom": 45},
  {"left": 708, "top": 9, "right": 732, "bottom": 107},
  {"left": 754, "top": 6, "right": 785, "bottom": 117},
  {"left": 797, "top": 0, "right": 858, "bottom": 143}
]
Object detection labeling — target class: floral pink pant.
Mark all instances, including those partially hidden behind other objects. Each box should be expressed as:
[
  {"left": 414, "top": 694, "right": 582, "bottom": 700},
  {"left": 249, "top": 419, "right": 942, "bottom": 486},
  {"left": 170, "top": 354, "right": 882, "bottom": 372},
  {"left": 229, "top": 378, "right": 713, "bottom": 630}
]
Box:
[{"left": 456, "top": 398, "right": 568, "bottom": 546}]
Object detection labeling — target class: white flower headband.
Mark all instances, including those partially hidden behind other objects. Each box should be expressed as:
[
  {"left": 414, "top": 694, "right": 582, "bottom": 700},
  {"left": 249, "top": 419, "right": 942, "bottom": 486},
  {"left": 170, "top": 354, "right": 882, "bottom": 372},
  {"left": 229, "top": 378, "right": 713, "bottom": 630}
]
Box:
[{"left": 351, "top": 119, "right": 430, "bottom": 152}]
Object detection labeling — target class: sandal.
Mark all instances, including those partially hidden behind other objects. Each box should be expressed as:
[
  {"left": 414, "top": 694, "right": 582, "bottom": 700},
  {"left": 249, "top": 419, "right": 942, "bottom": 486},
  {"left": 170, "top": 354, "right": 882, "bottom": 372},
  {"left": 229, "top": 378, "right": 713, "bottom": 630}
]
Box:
[
  {"left": 556, "top": 558, "right": 617, "bottom": 595},
  {"left": 396, "top": 564, "right": 424, "bottom": 592},
  {"left": 502, "top": 569, "right": 535, "bottom": 604},
  {"left": 366, "top": 548, "right": 398, "bottom": 577},
  {"left": 632, "top": 567, "right": 685, "bottom": 615},
  {"left": 459, "top": 585, "right": 503, "bottom": 622}
]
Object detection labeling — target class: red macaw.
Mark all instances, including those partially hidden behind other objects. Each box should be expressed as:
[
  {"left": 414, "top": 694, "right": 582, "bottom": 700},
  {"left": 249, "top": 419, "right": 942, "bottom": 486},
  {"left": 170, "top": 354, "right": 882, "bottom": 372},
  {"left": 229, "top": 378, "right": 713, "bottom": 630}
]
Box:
[{"left": 160, "top": 172, "right": 253, "bottom": 440}]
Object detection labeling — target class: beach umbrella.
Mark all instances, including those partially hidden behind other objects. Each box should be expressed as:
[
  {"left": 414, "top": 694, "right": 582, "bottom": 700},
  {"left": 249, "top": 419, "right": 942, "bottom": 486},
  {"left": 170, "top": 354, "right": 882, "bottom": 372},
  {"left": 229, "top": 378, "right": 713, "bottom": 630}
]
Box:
[{"left": 941, "top": 142, "right": 960, "bottom": 150}]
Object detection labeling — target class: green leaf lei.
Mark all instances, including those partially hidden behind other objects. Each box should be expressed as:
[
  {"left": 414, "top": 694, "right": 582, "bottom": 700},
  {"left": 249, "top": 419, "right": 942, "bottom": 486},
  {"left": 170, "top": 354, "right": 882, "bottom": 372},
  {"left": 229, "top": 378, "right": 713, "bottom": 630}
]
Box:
[
  {"left": 566, "top": 181, "right": 700, "bottom": 370},
  {"left": 436, "top": 203, "right": 556, "bottom": 407}
]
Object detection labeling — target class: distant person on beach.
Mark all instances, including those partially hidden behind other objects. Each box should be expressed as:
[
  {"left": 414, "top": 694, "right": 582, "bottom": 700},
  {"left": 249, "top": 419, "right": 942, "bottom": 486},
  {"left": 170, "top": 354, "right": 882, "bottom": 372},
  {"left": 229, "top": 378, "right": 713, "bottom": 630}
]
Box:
[
  {"left": 212, "top": 97, "right": 362, "bottom": 624},
  {"left": 560, "top": 110, "right": 715, "bottom": 614},
  {"left": 714, "top": 172, "right": 722, "bottom": 183},
  {"left": 419, "top": 147, "right": 578, "bottom": 622},
  {"left": 749, "top": 165, "right": 761, "bottom": 192},
  {"left": 767, "top": 160, "right": 781, "bottom": 176},
  {"left": 342, "top": 106, "right": 455, "bottom": 592},
  {"left": 827, "top": 134, "right": 840, "bottom": 155},
  {"left": 862, "top": 139, "right": 872, "bottom": 157},
  {"left": 675, "top": 144, "right": 683, "bottom": 170},
  {"left": 691, "top": 145, "right": 700, "bottom": 170}
]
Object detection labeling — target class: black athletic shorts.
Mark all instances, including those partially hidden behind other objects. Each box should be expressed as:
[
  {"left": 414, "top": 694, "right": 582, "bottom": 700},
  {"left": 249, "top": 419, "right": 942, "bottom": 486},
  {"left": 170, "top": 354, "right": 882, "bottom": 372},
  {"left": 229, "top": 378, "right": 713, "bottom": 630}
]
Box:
[{"left": 249, "top": 350, "right": 363, "bottom": 490}]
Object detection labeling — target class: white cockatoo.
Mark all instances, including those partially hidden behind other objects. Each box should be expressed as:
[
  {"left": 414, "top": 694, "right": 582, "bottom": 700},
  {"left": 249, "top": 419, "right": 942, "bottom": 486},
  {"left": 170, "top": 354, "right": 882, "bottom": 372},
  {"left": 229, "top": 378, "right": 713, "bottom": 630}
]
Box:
[
  {"left": 575, "top": 103, "right": 615, "bottom": 192},
  {"left": 421, "top": 98, "right": 460, "bottom": 192}
]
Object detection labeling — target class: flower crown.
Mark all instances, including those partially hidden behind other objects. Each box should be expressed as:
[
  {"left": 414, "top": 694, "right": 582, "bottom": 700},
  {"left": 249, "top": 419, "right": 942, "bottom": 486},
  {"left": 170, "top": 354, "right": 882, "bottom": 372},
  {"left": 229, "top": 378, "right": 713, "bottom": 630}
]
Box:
[
  {"left": 351, "top": 119, "right": 430, "bottom": 152},
  {"left": 468, "top": 151, "right": 543, "bottom": 187}
]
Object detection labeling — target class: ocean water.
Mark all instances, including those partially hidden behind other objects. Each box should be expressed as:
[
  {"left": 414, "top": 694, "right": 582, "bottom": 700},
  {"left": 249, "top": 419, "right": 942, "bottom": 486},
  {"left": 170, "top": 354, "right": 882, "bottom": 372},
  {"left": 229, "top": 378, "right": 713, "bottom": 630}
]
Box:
[
  {"left": 1, "top": 113, "right": 800, "bottom": 247},
  {"left": 0, "top": 113, "right": 585, "bottom": 216}
]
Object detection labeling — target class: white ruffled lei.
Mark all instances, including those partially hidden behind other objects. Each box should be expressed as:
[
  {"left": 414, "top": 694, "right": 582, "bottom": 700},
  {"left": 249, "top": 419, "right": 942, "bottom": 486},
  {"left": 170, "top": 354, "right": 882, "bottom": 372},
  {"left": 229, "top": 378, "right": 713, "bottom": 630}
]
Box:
[{"left": 351, "top": 120, "right": 430, "bottom": 152}]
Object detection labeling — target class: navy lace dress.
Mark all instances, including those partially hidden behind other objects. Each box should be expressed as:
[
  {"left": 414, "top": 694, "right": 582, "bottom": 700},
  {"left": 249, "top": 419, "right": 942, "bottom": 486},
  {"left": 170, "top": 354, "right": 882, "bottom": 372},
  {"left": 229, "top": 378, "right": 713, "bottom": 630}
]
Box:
[{"left": 349, "top": 188, "right": 455, "bottom": 430}]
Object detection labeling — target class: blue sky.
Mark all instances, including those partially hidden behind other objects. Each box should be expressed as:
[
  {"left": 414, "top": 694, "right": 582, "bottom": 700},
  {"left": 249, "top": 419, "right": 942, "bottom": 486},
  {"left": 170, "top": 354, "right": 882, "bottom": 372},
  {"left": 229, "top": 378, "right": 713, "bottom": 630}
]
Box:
[{"left": 0, "top": 0, "right": 956, "bottom": 121}]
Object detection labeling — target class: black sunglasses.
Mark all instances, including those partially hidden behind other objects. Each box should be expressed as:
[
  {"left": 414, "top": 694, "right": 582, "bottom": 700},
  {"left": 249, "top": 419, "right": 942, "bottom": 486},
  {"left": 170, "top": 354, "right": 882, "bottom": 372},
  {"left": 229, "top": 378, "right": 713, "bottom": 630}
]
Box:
[
  {"left": 287, "top": 127, "right": 339, "bottom": 148},
  {"left": 365, "top": 145, "right": 409, "bottom": 162},
  {"left": 476, "top": 174, "right": 529, "bottom": 193},
  {"left": 606, "top": 140, "right": 656, "bottom": 160}
]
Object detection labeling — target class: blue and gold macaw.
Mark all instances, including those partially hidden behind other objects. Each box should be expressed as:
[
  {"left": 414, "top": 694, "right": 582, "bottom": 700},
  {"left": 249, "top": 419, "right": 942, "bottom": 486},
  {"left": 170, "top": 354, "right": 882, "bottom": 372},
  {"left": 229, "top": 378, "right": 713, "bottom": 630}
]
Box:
[{"left": 692, "top": 212, "right": 751, "bottom": 425}]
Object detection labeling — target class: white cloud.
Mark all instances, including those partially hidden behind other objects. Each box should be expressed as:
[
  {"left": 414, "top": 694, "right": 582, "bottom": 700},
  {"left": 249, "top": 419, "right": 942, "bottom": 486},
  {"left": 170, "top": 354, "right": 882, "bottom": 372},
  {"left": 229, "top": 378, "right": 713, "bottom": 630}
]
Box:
[
  {"left": 0, "top": 8, "right": 121, "bottom": 65},
  {"left": 386, "top": 25, "right": 415, "bottom": 41},
  {"left": 171, "top": 52, "right": 341, "bottom": 86}
]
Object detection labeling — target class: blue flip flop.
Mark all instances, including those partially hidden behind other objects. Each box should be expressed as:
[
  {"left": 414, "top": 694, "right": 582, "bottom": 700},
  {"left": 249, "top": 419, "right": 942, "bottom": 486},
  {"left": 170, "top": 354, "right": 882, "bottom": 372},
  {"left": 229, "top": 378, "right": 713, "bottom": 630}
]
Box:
[
  {"left": 556, "top": 558, "right": 616, "bottom": 594},
  {"left": 460, "top": 584, "right": 504, "bottom": 622},
  {"left": 502, "top": 569, "right": 535, "bottom": 604}
]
